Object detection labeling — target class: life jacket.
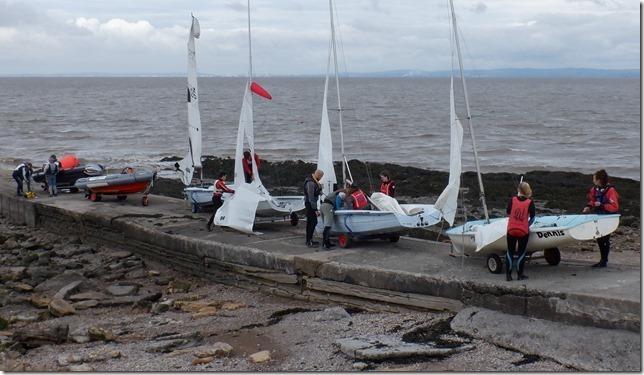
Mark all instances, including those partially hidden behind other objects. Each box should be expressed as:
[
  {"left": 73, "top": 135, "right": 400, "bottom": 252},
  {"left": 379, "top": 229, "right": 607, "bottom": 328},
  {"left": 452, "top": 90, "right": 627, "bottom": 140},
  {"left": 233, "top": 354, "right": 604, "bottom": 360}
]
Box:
[
  {"left": 507, "top": 196, "right": 531, "bottom": 237},
  {"left": 380, "top": 181, "right": 395, "bottom": 197},
  {"left": 213, "top": 179, "right": 232, "bottom": 197},
  {"left": 44, "top": 161, "right": 59, "bottom": 176},
  {"left": 590, "top": 185, "right": 619, "bottom": 214},
  {"left": 350, "top": 190, "right": 368, "bottom": 210},
  {"left": 303, "top": 176, "right": 321, "bottom": 207}
]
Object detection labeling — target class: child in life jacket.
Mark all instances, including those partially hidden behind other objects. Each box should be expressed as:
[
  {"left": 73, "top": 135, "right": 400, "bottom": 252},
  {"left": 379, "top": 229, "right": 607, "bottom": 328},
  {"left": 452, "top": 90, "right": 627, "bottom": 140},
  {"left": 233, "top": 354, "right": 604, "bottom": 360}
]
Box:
[
  {"left": 582, "top": 169, "right": 619, "bottom": 267},
  {"left": 379, "top": 170, "right": 396, "bottom": 197},
  {"left": 506, "top": 181, "right": 536, "bottom": 281}
]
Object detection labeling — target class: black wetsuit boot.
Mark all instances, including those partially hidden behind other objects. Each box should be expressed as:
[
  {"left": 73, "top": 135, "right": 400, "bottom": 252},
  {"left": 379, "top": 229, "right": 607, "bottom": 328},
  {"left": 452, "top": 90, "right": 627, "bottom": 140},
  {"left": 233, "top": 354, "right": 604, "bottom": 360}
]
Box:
[{"left": 593, "top": 235, "right": 610, "bottom": 267}]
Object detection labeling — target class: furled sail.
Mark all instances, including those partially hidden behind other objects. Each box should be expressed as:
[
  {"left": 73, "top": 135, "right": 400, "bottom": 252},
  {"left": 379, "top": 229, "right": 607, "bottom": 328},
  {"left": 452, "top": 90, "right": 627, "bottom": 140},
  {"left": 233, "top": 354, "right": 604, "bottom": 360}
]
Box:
[
  {"left": 317, "top": 46, "right": 337, "bottom": 196},
  {"left": 434, "top": 76, "right": 464, "bottom": 226},
  {"left": 177, "top": 15, "right": 203, "bottom": 186}
]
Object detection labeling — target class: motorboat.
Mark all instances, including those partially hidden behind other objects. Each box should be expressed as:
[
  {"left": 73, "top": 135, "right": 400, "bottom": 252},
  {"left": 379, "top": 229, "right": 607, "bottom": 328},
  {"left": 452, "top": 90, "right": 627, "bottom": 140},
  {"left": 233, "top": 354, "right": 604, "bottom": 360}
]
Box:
[
  {"left": 32, "top": 154, "right": 105, "bottom": 192},
  {"left": 74, "top": 168, "right": 156, "bottom": 206}
]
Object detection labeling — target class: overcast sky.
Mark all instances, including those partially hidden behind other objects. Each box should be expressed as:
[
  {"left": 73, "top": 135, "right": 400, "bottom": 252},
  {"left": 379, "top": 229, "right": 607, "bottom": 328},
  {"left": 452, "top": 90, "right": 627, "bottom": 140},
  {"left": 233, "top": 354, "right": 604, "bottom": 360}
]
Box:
[{"left": 0, "top": 0, "right": 639, "bottom": 75}]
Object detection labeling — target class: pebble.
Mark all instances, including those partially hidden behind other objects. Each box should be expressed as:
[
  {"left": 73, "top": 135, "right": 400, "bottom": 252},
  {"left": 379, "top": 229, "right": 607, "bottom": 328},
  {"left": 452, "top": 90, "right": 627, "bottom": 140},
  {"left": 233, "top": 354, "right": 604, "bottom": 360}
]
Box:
[
  {"left": 249, "top": 350, "right": 271, "bottom": 363},
  {"left": 49, "top": 298, "right": 76, "bottom": 317}
]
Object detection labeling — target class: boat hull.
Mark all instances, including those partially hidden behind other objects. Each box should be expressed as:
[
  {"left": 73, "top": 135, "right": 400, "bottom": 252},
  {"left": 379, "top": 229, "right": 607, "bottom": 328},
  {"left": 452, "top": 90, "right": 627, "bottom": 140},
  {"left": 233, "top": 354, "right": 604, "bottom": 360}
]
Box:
[
  {"left": 33, "top": 164, "right": 105, "bottom": 191},
  {"left": 446, "top": 214, "right": 621, "bottom": 256},
  {"left": 330, "top": 204, "right": 442, "bottom": 236},
  {"left": 184, "top": 186, "right": 305, "bottom": 216},
  {"left": 75, "top": 171, "right": 156, "bottom": 196}
]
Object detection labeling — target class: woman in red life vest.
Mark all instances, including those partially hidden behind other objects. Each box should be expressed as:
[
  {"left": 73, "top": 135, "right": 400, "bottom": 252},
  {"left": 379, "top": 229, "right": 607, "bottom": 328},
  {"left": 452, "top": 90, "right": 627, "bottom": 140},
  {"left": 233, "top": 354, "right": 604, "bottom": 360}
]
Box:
[
  {"left": 242, "top": 151, "right": 261, "bottom": 183},
  {"left": 207, "top": 172, "right": 235, "bottom": 231},
  {"left": 379, "top": 170, "right": 396, "bottom": 197},
  {"left": 506, "top": 182, "right": 536, "bottom": 281},
  {"left": 345, "top": 183, "right": 369, "bottom": 210},
  {"left": 582, "top": 169, "right": 619, "bottom": 267}
]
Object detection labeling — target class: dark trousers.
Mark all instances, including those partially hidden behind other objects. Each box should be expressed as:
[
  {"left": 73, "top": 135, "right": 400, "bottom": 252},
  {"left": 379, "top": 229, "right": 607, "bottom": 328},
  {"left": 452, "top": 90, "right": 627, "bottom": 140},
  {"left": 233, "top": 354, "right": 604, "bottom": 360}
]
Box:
[
  {"left": 207, "top": 195, "right": 224, "bottom": 228},
  {"left": 596, "top": 235, "right": 610, "bottom": 264},
  {"left": 305, "top": 204, "right": 318, "bottom": 243},
  {"left": 506, "top": 234, "right": 529, "bottom": 276},
  {"left": 322, "top": 226, "right": 331, "bottom": 246},
  {"left": 12, "top": 171, "right": 23, "bottom": 196}
]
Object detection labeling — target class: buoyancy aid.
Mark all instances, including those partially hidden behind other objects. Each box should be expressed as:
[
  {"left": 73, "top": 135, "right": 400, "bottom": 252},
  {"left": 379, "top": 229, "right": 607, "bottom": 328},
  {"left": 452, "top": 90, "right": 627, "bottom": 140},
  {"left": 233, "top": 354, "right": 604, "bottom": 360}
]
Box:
[
  {"left": 507, "top": 196, "right": 532, "bottom": 237},
  {"left": 350, "top": 190, "right": 368, "bottom": 209},
  {"left": 380, "top": 180, "right": 395, "bottom": 197},
  {"left": 588, "top": 184, "right": 619, "bottom": 214},
  {"left": 213, "top": 179, "right": 234, "bottom": 197}
]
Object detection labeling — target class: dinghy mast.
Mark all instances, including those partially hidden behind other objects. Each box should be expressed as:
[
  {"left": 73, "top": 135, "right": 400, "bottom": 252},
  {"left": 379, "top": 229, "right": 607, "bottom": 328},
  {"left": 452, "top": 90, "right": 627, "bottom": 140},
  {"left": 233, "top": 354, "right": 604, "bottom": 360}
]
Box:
[
  {"left": 329, "top": 0, "right": 352, "bottom": 184},
  {"left": 449, "top": 0, "right": 489, "bottom": 222}
]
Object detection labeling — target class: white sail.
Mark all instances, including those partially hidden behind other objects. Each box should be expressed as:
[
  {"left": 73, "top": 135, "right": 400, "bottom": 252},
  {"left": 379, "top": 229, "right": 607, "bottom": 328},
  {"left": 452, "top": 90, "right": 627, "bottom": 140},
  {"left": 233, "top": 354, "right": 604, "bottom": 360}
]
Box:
[
  {"left": 434, "top": 76, "right": 464, "bottom": 226},
  {"left": 177, "top": 15, "right": 203, "bottom": 186},
  {"left": 232, "top": 83, "right": 256, "bottom": 186},
  {"left": 317, "top": 46, "right": 337, "bottom": 196}
]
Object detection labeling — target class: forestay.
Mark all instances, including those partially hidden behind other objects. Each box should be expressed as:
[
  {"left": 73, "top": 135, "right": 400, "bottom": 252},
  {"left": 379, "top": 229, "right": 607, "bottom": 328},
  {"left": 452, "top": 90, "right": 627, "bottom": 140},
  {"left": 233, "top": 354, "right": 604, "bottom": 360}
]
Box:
[{"left": 177, "top": 15, "right": 203, "bottom": 186}]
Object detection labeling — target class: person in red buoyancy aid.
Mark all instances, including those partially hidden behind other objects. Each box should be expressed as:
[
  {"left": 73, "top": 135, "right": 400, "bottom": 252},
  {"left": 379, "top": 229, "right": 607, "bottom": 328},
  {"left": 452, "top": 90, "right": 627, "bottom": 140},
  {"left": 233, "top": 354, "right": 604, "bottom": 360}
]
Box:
[
  {"left": 242, "top": 151, "right": 261, "bottom": 183},
  {"left": 582, "top": 169, "right": 619, "bottom": 268},
  {"left": 379, "top": 170, "right": 396, "bottom": 197},
  {"left": 506, "top": 182, "right": 536, "bottom": 282},
  {"left": 345, "top": 183, "right": 369, "bottom": 210},
  {"left": 207, "top": 172, "right": 235, "bottom": 232}
]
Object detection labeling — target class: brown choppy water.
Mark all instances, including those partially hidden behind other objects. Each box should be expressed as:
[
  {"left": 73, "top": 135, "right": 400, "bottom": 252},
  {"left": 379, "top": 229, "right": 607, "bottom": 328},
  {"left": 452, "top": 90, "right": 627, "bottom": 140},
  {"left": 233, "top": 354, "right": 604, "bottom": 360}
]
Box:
[{"left": 0, "top": 77, "right": 639, "bottom": 179}]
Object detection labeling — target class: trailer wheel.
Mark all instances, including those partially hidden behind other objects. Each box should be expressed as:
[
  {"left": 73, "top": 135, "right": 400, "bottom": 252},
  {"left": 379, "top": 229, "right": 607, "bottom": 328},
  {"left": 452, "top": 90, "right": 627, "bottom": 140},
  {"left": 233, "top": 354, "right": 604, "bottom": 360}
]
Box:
[
  {"left": 142, "top": 196, "right": 149, "bottom": 206},
  {"left": 544, "top": 248, "right": 561, "bottom": 266},
  {"left": 89, "top": 192, "right": 101, "bottom": 202},
  {"left": 290, "top": 212, "right": 299, "bottom": 226},
  {"left": 389, "top": 233, "right": 401, "bottom": 243},
  {"left": 338, "top": 234, "right": 352, "bottom": 248},
  {"left": 117, "top": 195, "right": 127, "bottom": 201},
  {"left": 487, "top": 254, "right": 503, "bottom": 274},
  {"left": 191, "top": 204, "right": 198, "bottom": 213}
]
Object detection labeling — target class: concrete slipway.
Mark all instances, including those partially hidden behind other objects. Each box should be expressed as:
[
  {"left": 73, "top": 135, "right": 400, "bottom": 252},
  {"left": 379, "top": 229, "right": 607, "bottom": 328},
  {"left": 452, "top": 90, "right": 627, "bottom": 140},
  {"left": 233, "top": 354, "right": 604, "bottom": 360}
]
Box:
[{"left": 0, "top": 174, "right": 639, "bottom": 333}]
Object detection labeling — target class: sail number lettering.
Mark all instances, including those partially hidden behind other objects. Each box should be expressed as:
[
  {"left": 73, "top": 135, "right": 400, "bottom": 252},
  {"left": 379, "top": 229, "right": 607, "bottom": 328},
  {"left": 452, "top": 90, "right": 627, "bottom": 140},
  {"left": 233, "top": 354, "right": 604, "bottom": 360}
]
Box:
[{"left": 536, "top": 230, "right": 565, "bottom": 239}]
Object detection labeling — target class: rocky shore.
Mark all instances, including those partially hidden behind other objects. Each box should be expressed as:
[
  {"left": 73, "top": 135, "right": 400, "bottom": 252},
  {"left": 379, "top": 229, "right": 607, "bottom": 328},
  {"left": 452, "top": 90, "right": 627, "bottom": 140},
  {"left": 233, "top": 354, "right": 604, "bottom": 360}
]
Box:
[{"left": 0, "top": 216, "right": 576, "bottom": 371}]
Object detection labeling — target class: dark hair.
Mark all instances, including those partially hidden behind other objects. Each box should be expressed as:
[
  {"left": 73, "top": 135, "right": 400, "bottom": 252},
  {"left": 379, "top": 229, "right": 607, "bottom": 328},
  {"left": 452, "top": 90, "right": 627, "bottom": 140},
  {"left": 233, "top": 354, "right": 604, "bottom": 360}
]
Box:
[
  {"left": 379, "top": 170, "right": 390, "bottom": 179},
  {"left": 50, "top": 154, "right": 57, "bottom": 160},
  {"left": 243, "top": 151, "right": 251, "bottom": 158},
  {"left": 218, "top": 172, "right": 227, "bottom": 178},
  {"left": 594, "top": 169, "right": 609, "bottom": 185}
]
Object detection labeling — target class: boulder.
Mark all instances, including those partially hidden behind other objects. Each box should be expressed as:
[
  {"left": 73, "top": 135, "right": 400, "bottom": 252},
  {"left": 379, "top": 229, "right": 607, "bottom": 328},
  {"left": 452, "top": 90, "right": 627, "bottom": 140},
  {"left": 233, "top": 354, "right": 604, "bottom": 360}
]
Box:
[
  {"left": 151, "top": 300, "right": 172, "bottom": 315},
  {"left": 73, "top": 300, "right": 98, "bottom": 310},
  {"left": 3, "top": 239, "right": 19, "bottom": 250},
  {"left": 57, "top": 353, "right": 82, "bottom": 366},
  {"left": 49, "top": 298, "right": 76, "bottom": 317},
  {"left": 166, "top": 280, "right": 191, "bottom": 294},
  {"left": 13, "top": 323, "right": 69, "bottom": 348},
  {"left": 249, "top": 350, "right": 271, "bottom": 363},
  {"left": 69, "top": 291, "right": 106, "bottom": 301},
  {"left": 88, "top": 326, "right": 116, "bottom": 342},
  {"left": 29, "top": 294, "right": 51, "bottom": 309},
  {"left": 192, "top": 356, "right": 214, "bottom": 366},
  {"left": 335, "top": 336, "right": 474, "bottom": 361},
  {"left": 315, "top": 306, "right": 351, "bottom": 322},
  {"left": 105, "top": 250, "right": 132, "bottom": 260},
  {"left": 34, "top": 271, "right": 87, "bottom": 297},
  {"left": 69, "top": 326, "right": 90, "bottom": 344},
  {"left": 53, "top": 281, "right": 84, "bottom": 300},
  {"left": 7, "top": 281, "right": 34, "bottom": 292},
  {"left": 0, "top": 267, "right": 26, "bottom": 282},
  {"left": 195, "top": 342, "right": 233, "bottom": 358}
]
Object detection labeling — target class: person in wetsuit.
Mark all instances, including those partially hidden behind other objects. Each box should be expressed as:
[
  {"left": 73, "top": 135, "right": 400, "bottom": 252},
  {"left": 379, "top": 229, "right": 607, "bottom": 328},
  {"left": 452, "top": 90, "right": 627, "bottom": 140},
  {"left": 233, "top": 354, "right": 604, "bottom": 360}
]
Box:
[
  {"left": 207, "top": 172, "right": 235, "bottom": 231},
  {"left": 12, "top": 162, "right": 33, "bottom": 196},
  {"left": 303, "top": 169, "right": 323, "bottom": 247},
  {"left": 582, "top": 169, "right": 619, "bottom": 268},
  {"left": 379, "top": 170, "right": 396, "bottom": 197},
  {"left": 506, "top": 181, "right": 536, "bottom": 281},
  {"left": 242, "top": 151, "right": 261, "bottom": 183}
]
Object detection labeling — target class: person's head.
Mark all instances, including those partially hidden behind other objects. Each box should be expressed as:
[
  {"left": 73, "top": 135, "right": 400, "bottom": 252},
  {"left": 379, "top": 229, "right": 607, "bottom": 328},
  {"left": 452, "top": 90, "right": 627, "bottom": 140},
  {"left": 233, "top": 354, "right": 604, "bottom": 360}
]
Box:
[
  {"left": 50, "top": 154, "right": 57, "bottom": 160},
  {"left": 218, "top": 172, "right": 227, "bottom": 181},
  {"left": 312, "top": 169, "right": 324, "bottom": 181},
  {"left": 517, "top": 182, "right": 532, "bottom": 198},
  {"left": 243, "top": 151, "right": 251, "bottom": 160},
  {"left": 593, "top": 169, "right": 609, "bottom": 186},
  {"left": 379, "top": 170, "right": 390, "bottom": 183},
  {"left": 26, "top": 162, "right": 32, "bottom": 169}
]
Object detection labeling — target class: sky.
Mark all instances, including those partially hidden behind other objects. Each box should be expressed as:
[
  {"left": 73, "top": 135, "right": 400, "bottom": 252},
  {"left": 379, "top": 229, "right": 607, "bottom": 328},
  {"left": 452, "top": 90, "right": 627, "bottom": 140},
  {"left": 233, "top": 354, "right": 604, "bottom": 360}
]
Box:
[{"left": 0, "top": 0, "right": 639, "bottom": 75}]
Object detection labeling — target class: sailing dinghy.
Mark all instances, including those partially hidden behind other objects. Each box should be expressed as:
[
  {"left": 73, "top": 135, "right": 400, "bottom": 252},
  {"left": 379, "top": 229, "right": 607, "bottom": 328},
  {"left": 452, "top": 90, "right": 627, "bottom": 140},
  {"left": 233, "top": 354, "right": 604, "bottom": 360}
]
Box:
[
  {"left": 316, "top": 0, "right": 459, "bottom": 248},
  {"left": 213, "top": 0, "right": 305, "bottom": 234},
  {"left": 442, "top": 0, "right": 620, "bottom": 273}
]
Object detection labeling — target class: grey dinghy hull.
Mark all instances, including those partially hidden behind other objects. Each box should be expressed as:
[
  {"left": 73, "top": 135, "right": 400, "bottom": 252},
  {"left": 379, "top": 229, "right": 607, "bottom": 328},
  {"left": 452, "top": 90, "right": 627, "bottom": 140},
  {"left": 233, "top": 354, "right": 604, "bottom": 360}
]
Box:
[{"left": 184, "top": 186, "right": 305, "bottom": 217}]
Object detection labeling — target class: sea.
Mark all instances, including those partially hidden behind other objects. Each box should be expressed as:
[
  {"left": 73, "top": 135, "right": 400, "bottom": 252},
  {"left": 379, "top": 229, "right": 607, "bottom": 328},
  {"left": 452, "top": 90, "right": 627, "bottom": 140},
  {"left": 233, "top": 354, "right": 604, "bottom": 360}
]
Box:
[{"left": 0, "top": 77, "right": 639, "bottom": 180}]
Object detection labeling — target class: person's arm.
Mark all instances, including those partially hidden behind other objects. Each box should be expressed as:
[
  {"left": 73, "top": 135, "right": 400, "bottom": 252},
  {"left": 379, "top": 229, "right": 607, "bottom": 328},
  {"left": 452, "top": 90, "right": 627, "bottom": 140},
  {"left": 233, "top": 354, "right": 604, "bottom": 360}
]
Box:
[
  {"left": 528, "top": 200, "right": 536, "bottom": 226},
  {"left": 305, "top": 181, "right": 317, "bottom": 210},
  {"left": 506, "top": 198, "right": 512, "bottom": 215},
  {"left": 390, "top": 181, "right": 396, "bottom": 197},
  {"left": 217, "top": 180, "right": 235, "bottom": 194},
  {"left": 345, "top": 196, "right": 355, "bottom": 210},
  {"left": 603, "top": 188, "right": 619, "bottom": 213}
]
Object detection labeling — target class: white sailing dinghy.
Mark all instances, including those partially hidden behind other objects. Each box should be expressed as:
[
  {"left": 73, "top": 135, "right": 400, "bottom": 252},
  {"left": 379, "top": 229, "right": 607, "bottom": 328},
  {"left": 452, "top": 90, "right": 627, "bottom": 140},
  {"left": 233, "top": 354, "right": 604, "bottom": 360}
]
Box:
[
  {"left": 316, "top": 0, "right": 461, "bottom": 248},
  {"left": 442, "top": 0, "right": 620, "bottom": 273},
  {"left": 213, "top": 0, "right": 305, "bottom": 234}
]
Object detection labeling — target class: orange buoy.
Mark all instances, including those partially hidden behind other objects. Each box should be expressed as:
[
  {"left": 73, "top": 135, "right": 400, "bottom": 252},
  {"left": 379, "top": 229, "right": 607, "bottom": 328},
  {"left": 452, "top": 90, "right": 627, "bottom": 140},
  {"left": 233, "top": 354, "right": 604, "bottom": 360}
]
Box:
[{"left": 59, "top": 154, "right": 80, "bottom": 170}]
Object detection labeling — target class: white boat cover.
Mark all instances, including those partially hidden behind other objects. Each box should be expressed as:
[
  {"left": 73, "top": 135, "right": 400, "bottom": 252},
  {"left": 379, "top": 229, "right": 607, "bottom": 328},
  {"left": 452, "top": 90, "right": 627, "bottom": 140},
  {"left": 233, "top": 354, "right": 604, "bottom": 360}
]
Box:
[
  {"left": 369, "top": 192, "right": 409, "bottom": 216},
  {"left": 473, "top": 218, "right": 508, "bottom": 252},
  {"left": 317, "top": 46, "right": 337, "bottom": 196},
  {"left": 434, "top": 76, "right": 463, "bottom": 226},
  {"left": 214, "top": 182, "right": 262, "bottom": 234},
  {"left": 177, "top": 15, "right": 203, "bottom": 186}
]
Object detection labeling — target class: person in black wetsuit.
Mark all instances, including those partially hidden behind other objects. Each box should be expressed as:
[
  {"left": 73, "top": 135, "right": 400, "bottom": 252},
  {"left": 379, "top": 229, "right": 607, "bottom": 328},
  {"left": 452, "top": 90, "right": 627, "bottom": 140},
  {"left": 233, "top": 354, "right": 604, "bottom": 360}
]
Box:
[
  {"left": 582, "top": 169, "right": 619, "bottom": 267},
  {"left": 303, "top": 169, "right": 323, "bottom": 247},
  {"left": 506, "top": 182, "right": 536, "bottom": 281},
  {"left": 12, "top": 162, "right": 33, "bottom": 196}
]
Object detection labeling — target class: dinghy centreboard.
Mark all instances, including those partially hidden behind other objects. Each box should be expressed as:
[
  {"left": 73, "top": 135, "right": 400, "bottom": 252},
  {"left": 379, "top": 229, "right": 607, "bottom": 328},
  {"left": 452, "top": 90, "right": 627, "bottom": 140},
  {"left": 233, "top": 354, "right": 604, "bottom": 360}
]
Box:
[
  {"left": 442, "top": 0, "right": 620, "bottom": 273},
  {"left": 213, "top": 0, "right": 305, "bottom": 234},
  {"left": 316, "top": 0, "right": 461, "bottom": 248}
]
